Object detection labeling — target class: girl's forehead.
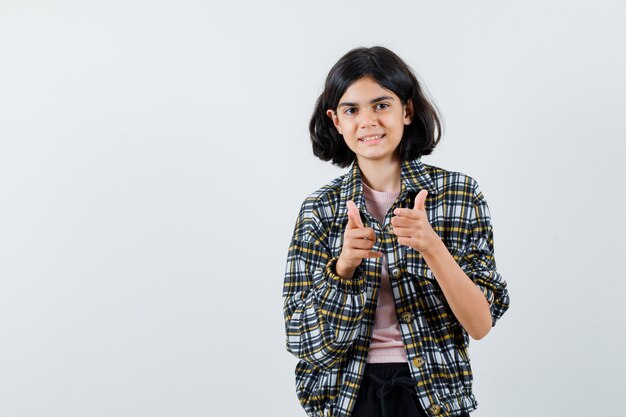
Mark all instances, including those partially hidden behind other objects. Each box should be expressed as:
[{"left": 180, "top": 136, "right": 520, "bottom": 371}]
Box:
[{"left": 340, "top": 78, "right": 397, "bottom": 102}]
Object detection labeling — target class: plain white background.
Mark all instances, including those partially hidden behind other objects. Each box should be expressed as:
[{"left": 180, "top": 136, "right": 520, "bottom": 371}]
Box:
[{"left": 1, "top": 1, "right": 625, "bottom": 416}]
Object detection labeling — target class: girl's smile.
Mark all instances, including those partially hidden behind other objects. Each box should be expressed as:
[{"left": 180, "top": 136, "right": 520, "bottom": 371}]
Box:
[{"left": 358, "top": 133, "right": 385, "bottom": 144}]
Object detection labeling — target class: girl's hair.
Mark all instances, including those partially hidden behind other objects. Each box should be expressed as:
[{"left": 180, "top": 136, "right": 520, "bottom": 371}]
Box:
[{"left": 309, "top": 46, "right": 443, "bottom": 168}]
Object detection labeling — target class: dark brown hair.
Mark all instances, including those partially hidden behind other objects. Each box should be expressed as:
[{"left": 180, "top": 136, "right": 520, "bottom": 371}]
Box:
[{"left": 309, "top": 46, "right": 443, "bottom": 168}]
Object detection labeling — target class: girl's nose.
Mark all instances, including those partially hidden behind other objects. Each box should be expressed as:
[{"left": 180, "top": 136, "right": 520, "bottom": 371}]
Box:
[{"left": 358, "top": 109, "right": 378, "bottom": 127}]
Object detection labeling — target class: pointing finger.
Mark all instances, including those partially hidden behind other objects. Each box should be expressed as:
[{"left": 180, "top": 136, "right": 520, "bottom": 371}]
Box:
[{"left": 346, "top": 200, "right": 364, "bottom": 229}]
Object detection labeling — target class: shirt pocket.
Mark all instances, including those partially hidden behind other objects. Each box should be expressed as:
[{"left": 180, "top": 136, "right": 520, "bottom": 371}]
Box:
[{"left": 404, "top": 245, "right": 460, "bottom": 331}]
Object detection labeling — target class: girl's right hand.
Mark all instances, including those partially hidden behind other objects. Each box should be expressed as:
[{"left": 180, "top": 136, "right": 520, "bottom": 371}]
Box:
[{"left": 336, "top": 200, "right": 383, "bottom": 279}]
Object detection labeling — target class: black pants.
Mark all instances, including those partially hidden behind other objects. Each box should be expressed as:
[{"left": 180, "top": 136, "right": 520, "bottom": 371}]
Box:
[{"left": 350, "top": 363, "right": 471, "bottom": 417}]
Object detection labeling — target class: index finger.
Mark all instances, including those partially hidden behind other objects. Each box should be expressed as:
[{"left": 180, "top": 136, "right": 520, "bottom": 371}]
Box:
[{"left": 347, "top": 200, "right": 365, "bottom": 228}]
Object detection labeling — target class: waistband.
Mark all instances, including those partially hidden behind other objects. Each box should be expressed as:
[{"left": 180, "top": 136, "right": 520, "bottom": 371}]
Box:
[{"left": 363, "top": 362, "right": 415, "bottom": 417}]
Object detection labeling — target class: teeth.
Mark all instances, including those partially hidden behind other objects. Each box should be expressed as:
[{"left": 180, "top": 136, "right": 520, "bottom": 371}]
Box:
[{"left": 360, "top": 134, "right": 383, "bottom": 142}]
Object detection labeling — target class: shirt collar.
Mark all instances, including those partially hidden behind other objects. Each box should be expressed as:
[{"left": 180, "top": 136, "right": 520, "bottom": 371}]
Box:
[{"left": 337, "top": 157, "right": 438, "bottom": 224}]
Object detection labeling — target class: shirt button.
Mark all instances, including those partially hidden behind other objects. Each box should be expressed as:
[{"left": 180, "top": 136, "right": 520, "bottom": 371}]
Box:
[
  {"left": 385, "top": 223, "right": 394, "bottom": 234},
  {"left": 412, "top": 355, "right": 425, "bottom": 368},
  {"left": 391, "top": 267, "right": 401, "bottom": 278},
  {"left": 400, "top": 311, "right": 413, "bottom": 323},
  {"left": 428, "top": 404, "right": 442, "bottom": 415}
]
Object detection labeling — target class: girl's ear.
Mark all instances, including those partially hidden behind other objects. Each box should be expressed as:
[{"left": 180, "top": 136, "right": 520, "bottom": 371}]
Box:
[
  {"left": 403, "top": 98, "right": 414, "bottom": 125},
  {"left": 326, "top": 109, "right": 343, "bottom": 134}
]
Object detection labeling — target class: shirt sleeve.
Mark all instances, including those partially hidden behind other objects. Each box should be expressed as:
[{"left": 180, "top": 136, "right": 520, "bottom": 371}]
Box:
[
  {"left": 457, "top": 181, "right": 510, "bottom": 328},
  {"left": 282, "top": 200, "right": 368, "bottom": 370}
]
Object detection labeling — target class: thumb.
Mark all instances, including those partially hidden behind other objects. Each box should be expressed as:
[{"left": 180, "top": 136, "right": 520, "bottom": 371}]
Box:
[
  {"left": 413, "top": 189, "right": 428, "bottom": 212},
  {"left": 346, "top": 200, "right": 364, "bottom": 229}
]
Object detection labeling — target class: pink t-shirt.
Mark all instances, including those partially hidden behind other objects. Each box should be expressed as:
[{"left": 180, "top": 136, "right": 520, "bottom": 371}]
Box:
[{"left": 362, "top": 180, "right": 407, "bottom": 363}]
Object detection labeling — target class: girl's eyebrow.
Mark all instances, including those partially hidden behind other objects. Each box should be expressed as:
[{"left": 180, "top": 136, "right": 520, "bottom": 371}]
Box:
[{"left": 338, "top": 95, "right": 395, "bottom": 108}]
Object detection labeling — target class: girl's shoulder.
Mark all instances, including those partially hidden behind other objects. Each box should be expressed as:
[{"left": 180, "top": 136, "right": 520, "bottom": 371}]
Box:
[
  {"left": 290, "top": 174, "right": 345, "bottom": 241},
  {"left": 305, "top": 174, "right": 345, "bottom": 203},
  {"left": 297, "top": 174, "right": 345, "bottom": 218},
  {"left": 421, "top": 160, "right": 473, "bottom": 180},
  {"left": 420, "top": 161, "right": 482, "bottom": 197}
]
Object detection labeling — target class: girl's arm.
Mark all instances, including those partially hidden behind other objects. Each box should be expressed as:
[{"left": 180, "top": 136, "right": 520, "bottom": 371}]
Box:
[
  {"left": 282, "top": 203, "right": 368, "bottom": 370},
  {"left": 422, "top": 240, "right": 493, "bottom": 340},
  {"left": 422, "top": 184, "right": 510, "bottom": 340}
]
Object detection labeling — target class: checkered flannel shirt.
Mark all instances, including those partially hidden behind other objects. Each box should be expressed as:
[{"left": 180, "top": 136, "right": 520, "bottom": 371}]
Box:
[{"left": 283, "top": 157, "right": 510, "bottom": 417}]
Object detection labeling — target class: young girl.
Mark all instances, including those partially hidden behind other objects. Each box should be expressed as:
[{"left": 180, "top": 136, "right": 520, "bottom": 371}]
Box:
[{"left": 283, "top": 46, "right": 510, "bottom": 417}]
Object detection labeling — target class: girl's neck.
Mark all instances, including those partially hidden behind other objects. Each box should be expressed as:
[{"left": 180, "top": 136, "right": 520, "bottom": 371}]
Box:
[{"left": 357, "top": 157, "right": 402, "bottom": 193}]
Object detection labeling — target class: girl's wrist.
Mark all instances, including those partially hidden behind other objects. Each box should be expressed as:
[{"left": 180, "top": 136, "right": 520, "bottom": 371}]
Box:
[{"left": 336, "top": 256, "right": 357, "bottom": 280}]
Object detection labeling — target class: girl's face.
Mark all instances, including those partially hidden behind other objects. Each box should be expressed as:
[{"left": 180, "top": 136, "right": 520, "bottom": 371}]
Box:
[{"left": 326, "top": 76, "right": 413, "bottom": 165}]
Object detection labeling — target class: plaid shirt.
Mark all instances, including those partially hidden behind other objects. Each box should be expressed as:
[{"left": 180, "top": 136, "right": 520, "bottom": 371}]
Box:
[{"left": 283, "top": 157, "right": 510, "bottom": 417}]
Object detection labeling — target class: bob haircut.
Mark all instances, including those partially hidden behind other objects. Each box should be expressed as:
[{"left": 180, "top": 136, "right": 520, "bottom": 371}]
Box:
[{"left": 309, "top": 46, "right": 443, "bottom": 168}]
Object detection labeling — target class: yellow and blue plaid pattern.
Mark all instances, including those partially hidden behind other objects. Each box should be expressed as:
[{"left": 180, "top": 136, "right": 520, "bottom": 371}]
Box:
[{"left": 283, "top": 157, "right": 510, "bottom": 417}]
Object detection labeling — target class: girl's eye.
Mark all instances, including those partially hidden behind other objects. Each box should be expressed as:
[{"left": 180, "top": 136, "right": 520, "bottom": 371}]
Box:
[{"left": 343, "top": 103, "right": 388, "bottom": 115}]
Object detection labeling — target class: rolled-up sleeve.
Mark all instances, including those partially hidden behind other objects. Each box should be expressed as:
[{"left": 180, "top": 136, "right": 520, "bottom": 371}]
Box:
[
  {"left": 282, "top": 201, "right": 367, "bottom": 370},
  {"left": 457, "top": 182, "right": 510, "bottom": 327}
]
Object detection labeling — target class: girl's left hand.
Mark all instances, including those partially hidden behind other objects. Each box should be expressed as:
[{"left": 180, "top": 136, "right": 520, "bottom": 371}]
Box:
[{"left": 391, "top": 189, "right": 441, "bottom": 253}]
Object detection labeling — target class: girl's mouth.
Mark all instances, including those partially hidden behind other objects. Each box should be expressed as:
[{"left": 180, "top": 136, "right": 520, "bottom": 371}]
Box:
[{"left": 358, "top": 133, "right": 385, "bottom": 144}]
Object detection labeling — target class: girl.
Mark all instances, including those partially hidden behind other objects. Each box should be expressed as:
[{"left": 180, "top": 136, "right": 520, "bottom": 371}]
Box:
[{"left": 283, "top": 46, "right": 510, "bottom": 417}]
